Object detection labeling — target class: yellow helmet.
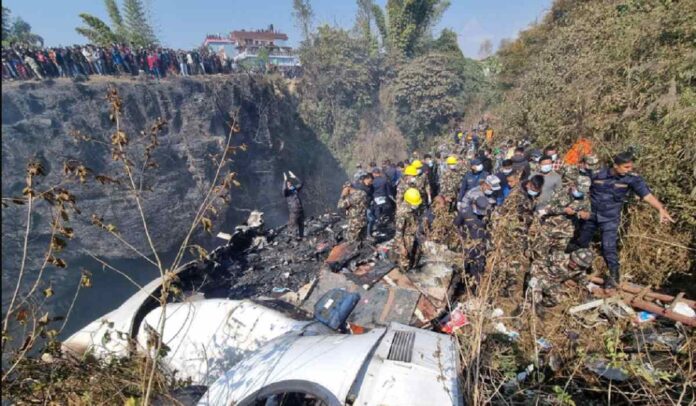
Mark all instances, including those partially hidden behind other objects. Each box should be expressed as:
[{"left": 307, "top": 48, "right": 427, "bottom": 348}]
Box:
[
  {"left": 404, "top": 188, "right": 423, "bottom": 206},
  {"left": 446, "top": 156, "right": 458, "bottom": 165},
  {"left": 403, "top": 165, "right": 418, "bottom": 176},
  {"left": 411, "top": 159, "right": 423, "bottom": 169}
]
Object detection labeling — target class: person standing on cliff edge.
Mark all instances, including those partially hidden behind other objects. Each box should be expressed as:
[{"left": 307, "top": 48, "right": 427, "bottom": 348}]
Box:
[{"left": 283, "top": 171, "right": 305, "bottom": 241}]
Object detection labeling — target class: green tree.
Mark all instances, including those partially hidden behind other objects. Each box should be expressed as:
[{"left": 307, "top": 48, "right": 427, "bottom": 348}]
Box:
[
  {"left": 76, "top": 13, "right": 119, "bottom": 46},
  {"left": 298, "top": 25, "right": 377, "bottom": 156},
  {"left": 9, "top": 17, "right": 43, "bottom": 47},
  {"left": 380, "top": 0, "right": 448, "bottom": 58},
  {"left": 293, "top": 0, "right": 314, "bottom": 42},
  {"left": 105, "top": 0, "right": 128, "bottom": 40},
  {"left": 388, "top": 52, "right": 465, "bottom": 144},
  {"left": 355, "top": 0, "right": 378, "bottom": 54},
  {"left": 123, "top": 0, "right": 158, "bottom": 47},
  {"left": 2, "top": 6, "right": 11, "bottom": 41}
]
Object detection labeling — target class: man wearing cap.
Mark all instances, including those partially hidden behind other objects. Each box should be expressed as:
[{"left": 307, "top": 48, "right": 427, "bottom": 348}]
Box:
[
  {"left": 457, "top": 174, "right": 501, "bottom": 213},
  {"left": 457, "top": 158, "right": 489, "bottom": 202},
  {"left": 573, "top": 152, "right": 673, "bottom": 289},
  {"left": 353, "top": 163, "right": 367, "bottom": 182},
  {"left": 529, "top": 248, "right": 594, "bottom": 308},
  {"left": 455, "top": 195, "right": 490, "bottom": 284}
]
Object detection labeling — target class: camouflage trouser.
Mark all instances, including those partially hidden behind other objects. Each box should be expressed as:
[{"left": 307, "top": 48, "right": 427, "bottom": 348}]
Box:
[
  {"left": 345, "top": 217, "right": 366, "bottom": 243},
  {"left": 398, "top": 237, "right": 420, "bottom": 271},
  {"left": 528, "top": 262, "right": 562, "bottom": 307}
]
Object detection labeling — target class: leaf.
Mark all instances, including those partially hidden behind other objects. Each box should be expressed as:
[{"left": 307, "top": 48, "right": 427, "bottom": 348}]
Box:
[
  {"left": 43, "top": 287, "right": 54, "bottom": 298},
  {"left": 27, "top": 162, "right": 46, "bottom": 177},
  {"left": 188, "top": 244, "right": 208, "bottom": 260},
  {"left": 47, "top": 256, "right": 67, "bottom": 268},
  {"left": 124, "top": 397, "right": 138, "bottom": 406},
  {"left": 105, "top": 224, "right": 118, "bottom": 233},
  {"left": 51, "top": 236, "right": 67, "bottom": 252},
  {"left": 11, "top": 197, "right": 26, "bottom": 205},
  {"left": 59, "top": 227, "right": 74, "bottom": 239},
  {"left": 201, "top": 217, "right": 213, "bottom": 233},
  {"left": 81, "top": 272, "right": 92, "bottom": 288},
  {"left": 38, "top": 313, "right": 50, "bottom": 325},
  {"left": 95, "top": 175, "right": 120, "bottom": 185},
  {"left": 15, "top": 308, "right": 28, "bottom": 324},
  {"left": 22, "top": 187, "right": 35, "bottom": 197}
]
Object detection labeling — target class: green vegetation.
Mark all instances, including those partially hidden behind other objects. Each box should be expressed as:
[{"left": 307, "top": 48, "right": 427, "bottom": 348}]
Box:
[
  {"left": 296, "top": 0, "right": 488, "bottom": 166},
  {"left": 491, "top": 0, "right": 695, "bottom": 285},
  {"left": 1, "top": 7, "right": 44, "bottom": 47},
  {"left": 76, "top": 0, "right": 159, "bottom": 47}
]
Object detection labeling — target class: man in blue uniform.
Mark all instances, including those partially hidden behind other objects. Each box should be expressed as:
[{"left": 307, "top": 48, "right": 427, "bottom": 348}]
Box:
[
  {"left": 457, "top": 158, "right": 489, "bottom": 202},
  {"left": 574, "top": 152, "right": 673, "bottom": 288}
]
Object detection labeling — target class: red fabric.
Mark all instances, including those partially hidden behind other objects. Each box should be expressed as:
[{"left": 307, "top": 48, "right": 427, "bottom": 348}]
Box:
[{"left": 147, "top": 55, "right": 158, "bottom": 69}]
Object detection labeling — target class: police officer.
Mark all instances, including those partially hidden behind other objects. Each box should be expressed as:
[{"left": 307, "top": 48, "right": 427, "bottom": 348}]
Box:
[
  {"left": 455, "top": 195, "right": 490, "bottom": 284},
  {"left": 457, "top": 158, "right": 489, "bottom": 202},
  {"left": 574, "top": 152, "right": 673, "bottom": 289}
]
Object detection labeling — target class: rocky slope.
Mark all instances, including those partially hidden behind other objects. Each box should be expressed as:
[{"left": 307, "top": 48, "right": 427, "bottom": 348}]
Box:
[{"left": 1, "top": 75, "right": 346, "bottom": 314}]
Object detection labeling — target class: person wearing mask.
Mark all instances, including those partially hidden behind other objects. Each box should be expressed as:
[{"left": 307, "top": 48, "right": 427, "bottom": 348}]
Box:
[
  {"left": 455, "top": 195, "right": 490, "bottom": 284},
  {"left": 488, "top": 175, "right": 544, "bottom": 298},
  {"left": 423, "top": 153, "right": 439, "bottom": 199},
  {"left": 544, "top": 145, "right": 561, "bottom": 171},
  {"left": 458, "top": 175, "right": 501, "bottom": 213},
  {"left": 496, "top": 159, "right": 514, "bottom": 190},
  {"left": 338, "top": 174, "right": 373, "bottom": 245},
  {"left": 528, "top": 149, "right": 543, "bottom": 173},
  {"left": 572, "top": 152, "right": 673, "bottom": 289},
  {"left": 531, "top": 155, "right": 562, "bottom": 212},
  {"left": 396, "top": 188, "right": 425, "bottom": 270},
  {"left": 457, "top": 158, "right": 489, "bottom": 202},
  {"left": 439, "top": 155, "right": 464, "bottom": 211},
  {"left": 371, "top": 167, "right": 393, "bottom": 229},
  {"left": 283, "top": 171, "right": 304, "bottom": 240}
]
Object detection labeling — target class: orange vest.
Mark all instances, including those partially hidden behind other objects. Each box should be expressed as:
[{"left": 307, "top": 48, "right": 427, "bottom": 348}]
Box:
[{"left": 485, "top": 128, "right": 493, "bottom": 144}]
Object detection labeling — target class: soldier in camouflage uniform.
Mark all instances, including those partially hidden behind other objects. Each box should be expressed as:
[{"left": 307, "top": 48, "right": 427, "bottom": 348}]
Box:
[
  {"left": 410, "top": 160, "right": 432, "bottom": 205},
  {"left": 425, "top": 195, "right": 461, "bottom": 251},
  {"left": 395, "top": 166, "right": 419, "bottom": 209},
  {"left": 487, "top": 174, "right": 541, "bottom": 298},
  {"left": 396, "top": 188, "right": 425, "bottom": 270},
  {"left": 439, "top": 156, "right": 465, "bottom": 211},
  {"left": 528, "top": 248, "right": 594, "bottom": 307},
  {"left": 337, "top": 175, "right": 372, "bottom": 245}
]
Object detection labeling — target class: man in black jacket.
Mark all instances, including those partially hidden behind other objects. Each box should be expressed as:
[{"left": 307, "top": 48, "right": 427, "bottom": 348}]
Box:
[
  {"left": 371, "top": 167, "right": 393, "bottom": 226},
  {"left": 283, "top": 171, "right": 305, "bottom": 240}
]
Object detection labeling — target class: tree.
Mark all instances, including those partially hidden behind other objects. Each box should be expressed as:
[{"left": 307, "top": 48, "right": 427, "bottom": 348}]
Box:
[
  {"left": 9, "top": 17, "right": 43, "bottom": 47},
  {"left": 478, "top": 38, "right": 493, "bottom": 59},
  {"left": 104, "top": 0, "right": 128, "bottom": 40},
  {"left": 123, "top": 0, "right": 158, "bottom": 47},
  {"left": 388, "top": 52, "right": 465, "bottom": 144},
  {"left": 370, "top": 0, "right": 448, "bottom": 58},
  {"left": 2, "top": 6, "right": 11, "bottom": 41},
  {"left": 355, "top": 0, "right": 377, "bottom": 53},
  {"left": 76, "top": 13, "right": 119, "bottom": 46},
  {"left": 293, "top": 0, "right": 314, "bottom": 42}
]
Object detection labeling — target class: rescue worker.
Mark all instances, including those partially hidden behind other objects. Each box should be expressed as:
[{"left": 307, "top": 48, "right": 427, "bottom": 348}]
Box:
[
  {"left": 425, "top": 195, "right": 460, "bottom": 251},
  {"left": 528, "top": 149, "right": 543, "bottom": 173},
  {"left": 283, "top": 171, "right": 304, "bottom": 240},
  {"left": 529, "top": 248, "right": 594, "bottom": 308},
  {"left": 396, "top": 188, "right": 425, "bottom": 270},
  {"left": 395, "top": 165, "right": 419, "bottom": 206},
  {"left": 424, "top": 153, "right": 439, "bottom": 198},
  {"left": 455, "top": 195, "right": 490, "bottom": 284},
  {"left": 457, "top": 175, "right": 501, "bottom": 213},
  {"left": 338, "top": 174, "right": 373, "bottom": 245},
  {"left": 488, "top": 174, "right": 544, "bottom": 298},
  {"left": 457, "top": 158, "right": 489, "bottom": 202},
  {"left": 573, "top": 152, "right": 673, "bottom": 289},
  {"left": 411, "top": 159, "right": 431, "bottom": 204},
  {"left": 439, "top": 155, "right": 465, "bottom": 210},
  {"left": 352, "top": 163, "right": 367, "bottom": 182},
  {"left": 371, "top": 167, "right": 393, "bottom": 227}
]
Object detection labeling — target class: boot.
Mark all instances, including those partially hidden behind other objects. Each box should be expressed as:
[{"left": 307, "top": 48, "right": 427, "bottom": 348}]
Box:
[{"left": 603, "top": 268, "right": 620, "bottom": 290}]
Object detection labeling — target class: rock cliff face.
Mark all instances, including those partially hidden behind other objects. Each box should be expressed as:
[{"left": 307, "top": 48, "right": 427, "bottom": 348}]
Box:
[{"left": 1, "top": 76, "right": 346, "bottom": 312}]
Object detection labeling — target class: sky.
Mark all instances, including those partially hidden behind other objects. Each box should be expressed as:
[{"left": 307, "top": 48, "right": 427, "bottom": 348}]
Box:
[{"left": 3, "top": 0, "right": 552, "bottom": 58}]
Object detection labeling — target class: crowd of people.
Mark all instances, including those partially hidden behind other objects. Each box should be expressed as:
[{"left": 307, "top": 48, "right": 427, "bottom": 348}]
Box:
[
  {"left": 284, "top": 120, "right": 674, "bottom": 312},
  {"left": 2, "top": 43, "right": 301, "bottom": 82}
]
